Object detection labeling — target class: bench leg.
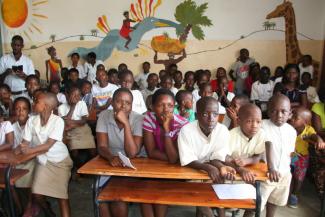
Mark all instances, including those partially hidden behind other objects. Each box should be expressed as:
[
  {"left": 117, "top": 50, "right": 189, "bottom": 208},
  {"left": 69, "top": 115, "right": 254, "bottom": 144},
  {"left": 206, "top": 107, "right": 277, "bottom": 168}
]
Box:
[
  {"left": 255, "top": 181, "right": 261, "bottom": 217},
  {"left": 93, "top": 176, "right": 100, "bottom": 217},
  {"left": 5, "top": 166, "right": 16, "bottom": 217}
]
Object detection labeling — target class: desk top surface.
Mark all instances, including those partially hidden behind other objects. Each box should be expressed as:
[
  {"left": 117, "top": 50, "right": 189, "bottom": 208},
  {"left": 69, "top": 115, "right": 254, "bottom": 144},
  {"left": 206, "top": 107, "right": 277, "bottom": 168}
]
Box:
[
  {"left": 0, "top": 151, "right": 37, "bottom": 165},
  {"left": 78, "top": 156, "right": 268, "bottom": 181}
]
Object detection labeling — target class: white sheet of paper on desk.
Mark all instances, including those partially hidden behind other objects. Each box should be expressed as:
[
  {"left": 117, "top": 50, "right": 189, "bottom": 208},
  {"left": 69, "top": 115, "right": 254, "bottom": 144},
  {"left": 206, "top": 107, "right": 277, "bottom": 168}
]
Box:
[
  {"left": 118, "top": 152, "right": 136, "bottom": 170},
  {"left": 212, "top": 184, "right": 256, "bottom": 200}
]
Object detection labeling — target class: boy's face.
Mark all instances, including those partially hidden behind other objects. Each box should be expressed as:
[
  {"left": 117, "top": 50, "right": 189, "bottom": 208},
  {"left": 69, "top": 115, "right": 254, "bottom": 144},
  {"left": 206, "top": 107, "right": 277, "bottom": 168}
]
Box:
[
  {"left": 289, "top": 110, "right": 305, "bottom": 129},
  {"left": 197, "top": 101, "right": 219, "bottom": 134},
  {"left": 0, "top": 88, "right": 11, "bottom": 101},
  {"left": 239, "top": 50, "right": 249, "bottom": 62},
  {"left": 15, "top": 101, "right": 29, "bottom": 123},
  {"left": 69, "top": 72, "right": 79, "bottom": 82},
  {"left": 33, "top": 94, "right": 47, "bottom": 113},
  {"left": 108, "top": 73, "right": 119, "bottom": 85},
  {"left": 11, "top": 39, "right": 23, "bottom": 55},
  {"left": 161, "top": 79, "right": 173, "bottom": 90},
  {"left": 238, "top": 109, "right": 262, "bottom": 139},
  {"left": 147, "top": 75, "right": 158, "bottom": 88},
  {"left": 50, "top": 84, "right": 60, "bottom": 94},
  {"left": 185, "top": 74, "right": 195, "bottom": 88},
  {"left": 96, "top": 70, "right": 108, "bottom": 84},
  {"left": 173, "top": 72, "right": 183, "bottom": 83},
  {"left": 112, "top": 92, "right": 132, "bottom": 115},
  {"left": 143, "top": 63, "right": 150, "bottom": 73},
  {"left": 260, "top": 70, "right": 270, "bottom": 83},
  {"left": 88, "top": 56, "right": 95, "bottom": 64},
  {"left": 159, "top": 70, "right": 167, "bottom": 80},
  {"left": 81, "top": 84, "right": 92, "bottom": 95},
  {"left": 27, "top": 78, "right": 40, "bottom": 95},
  {"left": 302, "top": 56, "right": 312, "bottom": 67},
  {"left": 268, "top": 99, "right": 291, "bottom": 126},
  {"left": 71, "top": 55, "right": 79, "bottom": 64},
  {"left": 118, "top": 64, "right": 127, "bottom": 72},
  {"left": 120, "top": 74, "right": 134, "bottom": 89},
  {"left": 68, "top": 89, "right": 81, "bottom": 105},
  {"left": 287, "top": 68, "right": 299, "bottom": 83}
]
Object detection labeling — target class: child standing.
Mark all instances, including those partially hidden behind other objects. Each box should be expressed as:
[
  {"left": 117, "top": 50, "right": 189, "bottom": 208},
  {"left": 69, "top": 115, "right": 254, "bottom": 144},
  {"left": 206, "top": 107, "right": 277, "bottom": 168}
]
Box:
[
  {"left": 135, "top": 62, "right": 151, "bottom": 90},
  {"left": 15, "top": 92, "right": 72, "bottom": 217},
  {"left": 45, "top": 46, "right": 62, "bottom": 83},
  {"left": 288, "top": 107, "right": 325, "bottom": 208},
  {"left": 174, "top": 90, "right": 195, "bottom": 122},
  {"left": 229, "top": 48, "right": 255, "bottom": 95},
  {"left": 178, "top": 96, "right": 236, "bottom": 217},
  {"left": 84, "top": 52, "right": 104, "bottom": 84},
  {"left": 58, "top": 87, "right": 96, "bottom": 175},
  {"left": 119, "top": 70, "right": 147, "bottom": 114},
  {"left": 141, "top": 73, "right": 159, "bottom": 102},
  {"left": 261, "top": 94, "right": 297, "bottom": 217}
]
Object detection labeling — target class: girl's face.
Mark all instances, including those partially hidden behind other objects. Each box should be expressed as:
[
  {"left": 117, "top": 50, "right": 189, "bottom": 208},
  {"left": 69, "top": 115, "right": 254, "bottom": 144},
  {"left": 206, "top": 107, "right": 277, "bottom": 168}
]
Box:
[
  {"left": 216, "top": 68, "right": 226, "bottom": 78},
  {"left": 81, "top": 84, "right": 92, "bottom": 95},
  {"left": 112, "top": 92, "right": 132, "bottom": 115},
  {"left": 161, "top": 78, "right": 173, "bottom": 90},
  {"left": 182, "top": 94, "right": 193, "bottom": 110},
  {"left": 50, "top": 84, "right": 60, "bottom": 94},
  {"left": 185, "top": 74, "right": 195, "bottom": 88},
  {"left": 286, "top": 68, "right": 299, "bottom": 83},
  {"left": 0, "top": 88, "right": 11, "bottom": 101},
  {"left": 26, "top": 78, "right": 40, "bottom": 95},
  {"left": 68, "top": 89, "right": 81, "bottom": 105},
  {"left": 120, "top": 74, "right": 134, "bottom": 90},
  {"left": 96, "top": 70, "right": 108, "bottom": 85},
  {"left": 153, "top": 95, "right": 175, "bottom": 123},
  {"left": 15, "top": 101, "right": 30, "bottom": 124}
]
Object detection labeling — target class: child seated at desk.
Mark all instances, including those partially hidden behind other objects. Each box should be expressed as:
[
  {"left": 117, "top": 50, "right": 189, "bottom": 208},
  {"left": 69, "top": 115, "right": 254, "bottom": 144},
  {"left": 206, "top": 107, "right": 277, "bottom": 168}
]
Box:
[
  {"left": 96, "top": 88, "right": 144, "bottom": 217},
  {"left": 15, "top": 92, "right": 72, "bottom": 217},
  {"left": 177, "top": 96, "right": 235, "bottom": 217},
  {"left": 262, "top": 94, "right": 297, "bottom": 217},
  {"left": 223, "top": 95, "right": 250, "bottom": 129},
  {"left": 142, "top": 88, "right": 188, "bottom": 217},
  {"left": 226, "top": 103, "right": 266, "bottom": 217}
]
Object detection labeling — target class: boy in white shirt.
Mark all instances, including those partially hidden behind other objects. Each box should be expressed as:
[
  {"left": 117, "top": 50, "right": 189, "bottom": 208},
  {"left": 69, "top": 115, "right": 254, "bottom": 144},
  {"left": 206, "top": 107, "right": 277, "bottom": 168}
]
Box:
[
  {"left": 92, "top": 69, "right": 119, "bottom": 112},
  {"left": 250, "top": 66, "right": 274, "bottom": 114},
  {"left": 135, "top": 61, "right": 151, "bottom": 90},
  {"left": 15, "top": 92, "right": 72, "bottom": 217},
  {"left": 68, "top": 53, "right": 86, "bottom": 79},
  {"left": 84, "top": 52, "right": 104, "bottom": 84},
  {"left": 141, "top": 73, "right": 159, "bottom": 102},
  {"left": 178, "top": 96, "right": 236, "bottom": 217},
  {"left": 261, "top": 94, "right": 297, "bottom": 217}
]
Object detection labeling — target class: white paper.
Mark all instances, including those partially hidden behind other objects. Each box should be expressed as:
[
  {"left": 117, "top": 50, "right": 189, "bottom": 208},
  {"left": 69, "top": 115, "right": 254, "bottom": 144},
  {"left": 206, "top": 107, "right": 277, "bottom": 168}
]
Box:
[
  {"left": 118, "top": 152, "right": 136, "bottom": 170},
  {"left": 212, "top": 184, "right": 256, "bottom": 200}
]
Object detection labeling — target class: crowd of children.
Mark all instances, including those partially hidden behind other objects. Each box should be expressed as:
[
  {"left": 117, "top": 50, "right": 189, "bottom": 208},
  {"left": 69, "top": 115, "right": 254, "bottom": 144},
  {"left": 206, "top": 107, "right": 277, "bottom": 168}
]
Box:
[{"left": 0, "top": 35, "right": 324, "bottom": 217}]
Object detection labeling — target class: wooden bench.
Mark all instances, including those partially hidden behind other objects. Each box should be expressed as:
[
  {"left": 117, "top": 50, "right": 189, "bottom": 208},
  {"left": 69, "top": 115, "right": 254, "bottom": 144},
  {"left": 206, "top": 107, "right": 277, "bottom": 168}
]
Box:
[{"left": 98, "top": 177, "right": 256, "bottom": 209}]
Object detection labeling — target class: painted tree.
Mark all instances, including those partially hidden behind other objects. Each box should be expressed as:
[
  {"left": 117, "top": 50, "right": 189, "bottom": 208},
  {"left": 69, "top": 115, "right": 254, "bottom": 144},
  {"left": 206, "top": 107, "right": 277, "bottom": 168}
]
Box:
[{"left": 175, "top": 0, "right": 212, "bottom": 42}]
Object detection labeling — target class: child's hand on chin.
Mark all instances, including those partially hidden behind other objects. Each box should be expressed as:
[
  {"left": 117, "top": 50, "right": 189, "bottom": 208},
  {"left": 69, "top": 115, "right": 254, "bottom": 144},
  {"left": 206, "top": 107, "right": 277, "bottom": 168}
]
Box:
[{"left": 114, "top": 110, "right": 129, "bottom": 126}]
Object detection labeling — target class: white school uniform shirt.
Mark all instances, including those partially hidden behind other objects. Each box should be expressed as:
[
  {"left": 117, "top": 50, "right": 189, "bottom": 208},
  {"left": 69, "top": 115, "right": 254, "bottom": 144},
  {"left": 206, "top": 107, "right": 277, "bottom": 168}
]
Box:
[
  {"left": 12, "top": 122, "right": 26, "bottom": 149},
  {"left": 306, "top": 86, "right": 320, "bottom": 103},
  {"left": 250, "top": 80, "right": 274, "bottom": 102},
  {"left": 299, "top": 63, "right": 314, "bottom": 82},
  {"left": 135, "top": 72, "right": 150, "bottom": 90},
  {"left": 262, "top": 119, "right": 296, "bottom": 176},
  {"left": 91, "top": 83, "right": 119, "bottom": 108},
  {"left": 84, "top": 60, "right": 104, "bottom": 84},
  {"left": 222, "top": 114, "right": 231, "bottom": 128},
  {"left": 68, "top": 64, "right": 86, "bottom": 79},
  {"left": 0, "top": 54, "right": 35, "bottom": 92},
  {"left": 0, "top": 121, "right": 14, "bottom": 146},
  {"left": 58, "top": 101, "right": 89, "bottom": 120},
  {"left": 23, "top": 114, "right": 69, "bottom": 165},
  {"left": 178, "top": 120, "right": 230, "bottom": 166},
  {"left": 228, "top": 127, "right": 266, "bottom": 158},
  {"left": 131, "top": 90, "right": 147, "bottom": 114},
  {"left": 141, "top": 87, "right": 159, "bottom": 102},
  {"left": 57, "top": 93, "right": 67, "bottom": 104}
]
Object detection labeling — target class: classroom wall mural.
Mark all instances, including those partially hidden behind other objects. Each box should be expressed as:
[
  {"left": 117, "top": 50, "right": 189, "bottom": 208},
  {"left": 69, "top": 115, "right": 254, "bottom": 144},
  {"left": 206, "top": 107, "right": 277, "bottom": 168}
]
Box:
[{"left": 0, "top": 0, "right": 324, "bottom": 79}]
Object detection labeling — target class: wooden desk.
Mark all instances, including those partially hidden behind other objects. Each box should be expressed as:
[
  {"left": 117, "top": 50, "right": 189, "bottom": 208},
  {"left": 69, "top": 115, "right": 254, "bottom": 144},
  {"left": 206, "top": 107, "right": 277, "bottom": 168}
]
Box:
[
  {"left": 78, "top": 156, "right": 268, "bottom": 181},
  {"left": 0, "top": 151, "right": 37, "bottom": 217},
  {"left": 79, "top": 156, "right": 267, "bottom": 217}
]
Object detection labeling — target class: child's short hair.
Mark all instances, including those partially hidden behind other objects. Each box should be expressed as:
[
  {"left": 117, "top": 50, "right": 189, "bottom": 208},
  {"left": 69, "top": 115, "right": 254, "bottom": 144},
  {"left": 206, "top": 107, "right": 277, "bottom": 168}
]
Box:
[
  {"left": 82, "top": 80, "right": 92, "bottom": 88},
  {"left": 112, "top": 87, "right": 133, "bottom": 101},
  {"left": 196, "top": 96, "right": 218, "bottom": 113},
  {"left": 147, "top": 73, "right": 158, "bottom": 80},
  {"left": 107, "top": 68, "right": 118, "bottom": 76},
  {"left": 70, "top": 52, "right": 80, "bottom": 58},
  {"left": 199, "top": 82, "right": 211, "bottom": 91},
  {"left": 152, "top": 88, "right": 175, "bottom": 105},
  {"left": 303, "top": 54, "right": 312, "bottom": 62},
  {"left": 175, "top": 90, "right": 192, "bottom": 105},
  {"left": 68, "top": 68, "right": 79, "bottom": 76},
  {"left": 66, "top": 85, "right": 81, "bottom": 95},
  {"left": 12, "top": 35, "right": 24, "bottom": 44},
  {"left": 87, "top": 52, "right": 96, "bottom": 59},
  {"left": 48, "top": 81, "right": 61, "bottom": 90},
  {"left": 260, "top": 66, "right": 271, "bottom": 75},
  {"left": 184, "top": 71, "right": 194, "bottom": 81},
  {"left": 143, "top": 61, "right": 150, "bottom": 67},
  {"left": 25, "top": 74, "right": 40, "bottom": 86},
  {"left": 13, "top": 97, "right": 31, "bottom": 112},
  {"left": 160, "top": 74, "right": 173, "bottom": 83},
  {"left": 233, "top": 94, "right": 250, "bottom": 105},
  {"left": 123, "top": 11, "right": 129, "bottom": 16},
  {"left": 118, "top": 69, "right": 133, "bottom": 81},
  {"left": 96, "top": 64, "right": 105, "bottom": 70},
  {"left": 0, "top": 84, "right": 11, "bottom": 93}
]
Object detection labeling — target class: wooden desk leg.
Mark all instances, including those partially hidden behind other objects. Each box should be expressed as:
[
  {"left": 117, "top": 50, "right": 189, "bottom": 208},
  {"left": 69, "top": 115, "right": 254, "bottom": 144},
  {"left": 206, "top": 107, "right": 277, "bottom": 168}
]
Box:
[
  {"left": 5, "top": 166, "right": 16, "bottom": 217},
  {"left": 255, "top": 181, "right": 261, "bottom": 217},
  {"left": 93, "top": 176, "right": 100, "bottom": 217}
]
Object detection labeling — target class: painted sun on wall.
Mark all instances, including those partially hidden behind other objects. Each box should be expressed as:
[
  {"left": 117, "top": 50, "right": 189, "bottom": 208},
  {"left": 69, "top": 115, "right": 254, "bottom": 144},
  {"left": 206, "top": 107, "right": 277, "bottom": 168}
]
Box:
[
  {"left": 70, "top": 0, "right": 212, "bottom": 61},
  {"left": 1, "top": 0, "right": 48, "bottom": 40}
]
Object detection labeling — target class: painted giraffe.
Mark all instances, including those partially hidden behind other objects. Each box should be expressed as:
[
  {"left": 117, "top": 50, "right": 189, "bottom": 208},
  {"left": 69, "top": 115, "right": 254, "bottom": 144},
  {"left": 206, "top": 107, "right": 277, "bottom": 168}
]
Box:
[{"left": 266, "top": 0, "right": 320, "bottom": 85}]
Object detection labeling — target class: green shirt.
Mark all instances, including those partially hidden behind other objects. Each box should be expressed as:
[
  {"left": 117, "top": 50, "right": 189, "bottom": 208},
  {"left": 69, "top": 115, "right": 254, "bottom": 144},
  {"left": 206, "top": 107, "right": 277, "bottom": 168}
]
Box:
[
  {"left": 173, "top": 106, "right": 196, "bottom": 122},
  {"left": 312, "top": 102, "right": 325, "bottom": 128}
]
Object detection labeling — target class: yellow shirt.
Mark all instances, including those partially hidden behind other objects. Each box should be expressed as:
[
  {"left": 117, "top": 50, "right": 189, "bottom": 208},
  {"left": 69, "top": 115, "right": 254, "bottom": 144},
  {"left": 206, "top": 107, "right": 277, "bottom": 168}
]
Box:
[{"left": 295, "top": 125, "right": 316, "bottom": 156}]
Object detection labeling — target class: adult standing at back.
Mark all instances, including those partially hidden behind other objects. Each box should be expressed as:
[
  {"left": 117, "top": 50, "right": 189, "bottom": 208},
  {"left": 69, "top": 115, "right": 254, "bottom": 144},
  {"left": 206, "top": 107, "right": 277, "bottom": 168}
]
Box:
[{"left": 0, "top": 35, "right": 35, "bottom": 98}]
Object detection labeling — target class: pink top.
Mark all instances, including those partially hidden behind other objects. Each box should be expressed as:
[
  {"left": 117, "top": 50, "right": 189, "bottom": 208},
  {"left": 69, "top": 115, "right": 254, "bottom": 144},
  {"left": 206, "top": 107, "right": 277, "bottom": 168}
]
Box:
[{"left": 143, "top": 112, "right": 188, "bottom": 153}]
